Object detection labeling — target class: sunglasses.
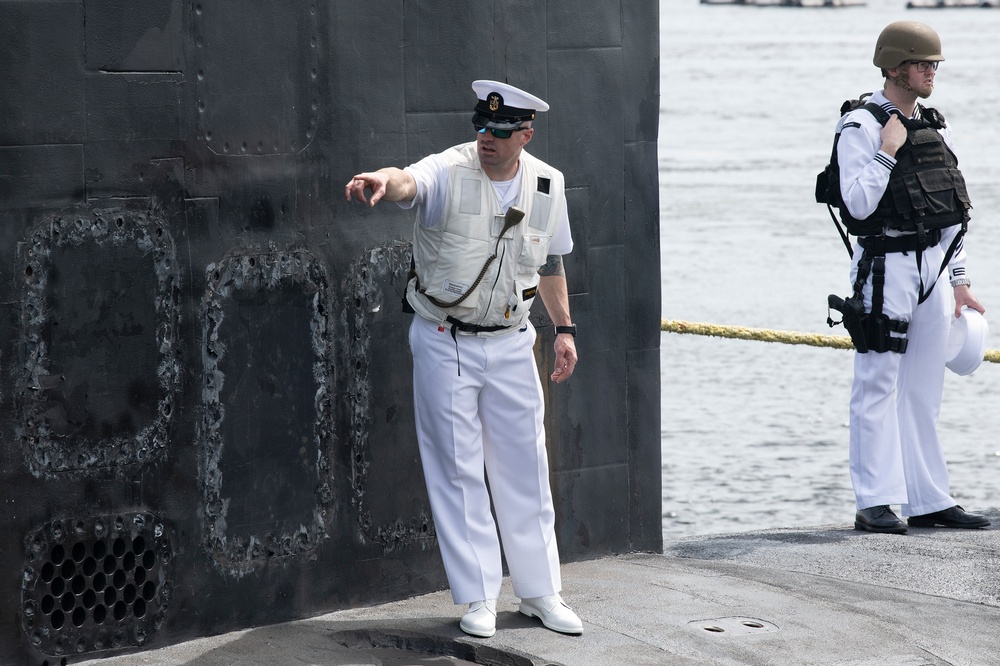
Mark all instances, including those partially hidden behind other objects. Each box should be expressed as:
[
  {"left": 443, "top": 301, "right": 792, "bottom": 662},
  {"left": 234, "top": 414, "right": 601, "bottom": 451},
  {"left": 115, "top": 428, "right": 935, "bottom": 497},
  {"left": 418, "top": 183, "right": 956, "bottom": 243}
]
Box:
[{"left": 474, "top": 124, "right": 530, "bottom": 139}]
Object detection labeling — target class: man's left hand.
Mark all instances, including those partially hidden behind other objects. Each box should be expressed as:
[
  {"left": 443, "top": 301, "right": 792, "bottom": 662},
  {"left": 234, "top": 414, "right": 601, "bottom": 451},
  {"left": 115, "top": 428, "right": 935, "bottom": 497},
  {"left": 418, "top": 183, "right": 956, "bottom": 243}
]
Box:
[
  {"left": 954, "top": 284, "right": 984, "bottom": 318},
  {"left": 550, "top": 334, "right": 577, "bottom": 383}
]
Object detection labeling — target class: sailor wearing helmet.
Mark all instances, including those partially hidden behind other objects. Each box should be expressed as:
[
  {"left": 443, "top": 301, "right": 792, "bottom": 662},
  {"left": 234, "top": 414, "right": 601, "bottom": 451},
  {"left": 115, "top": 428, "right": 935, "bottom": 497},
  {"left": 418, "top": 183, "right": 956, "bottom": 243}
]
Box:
[{"left": 833, "top": 22, "right": 989, "bottom": 534}]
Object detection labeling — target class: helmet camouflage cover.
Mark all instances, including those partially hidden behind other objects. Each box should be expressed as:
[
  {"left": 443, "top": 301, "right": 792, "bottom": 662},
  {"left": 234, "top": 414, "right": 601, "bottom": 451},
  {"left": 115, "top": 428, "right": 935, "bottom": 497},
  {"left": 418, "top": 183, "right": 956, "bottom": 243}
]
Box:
[{"left": 873, "top": 21, "right": 944, "bottom": 69}]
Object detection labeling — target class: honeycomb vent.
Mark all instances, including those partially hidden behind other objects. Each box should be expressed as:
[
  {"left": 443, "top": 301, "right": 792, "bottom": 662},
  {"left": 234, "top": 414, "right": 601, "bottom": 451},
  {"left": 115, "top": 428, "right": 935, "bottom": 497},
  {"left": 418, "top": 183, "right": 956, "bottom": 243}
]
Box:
[{"left": 22, "top": 513, "right": 173, "bottom": 661}]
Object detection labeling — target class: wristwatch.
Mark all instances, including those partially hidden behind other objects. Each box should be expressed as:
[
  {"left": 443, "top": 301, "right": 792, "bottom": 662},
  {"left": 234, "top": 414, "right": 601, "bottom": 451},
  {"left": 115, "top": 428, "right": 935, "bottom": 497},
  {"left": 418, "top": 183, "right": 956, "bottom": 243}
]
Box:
[{"left": 554, "top": 324, "right": 577, "bottom": 337}]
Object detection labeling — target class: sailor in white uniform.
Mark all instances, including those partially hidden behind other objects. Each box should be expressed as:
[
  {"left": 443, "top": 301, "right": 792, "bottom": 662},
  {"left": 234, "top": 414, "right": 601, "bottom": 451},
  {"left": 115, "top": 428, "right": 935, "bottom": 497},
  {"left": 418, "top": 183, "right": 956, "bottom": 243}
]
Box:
[
  {"left": 835, "top": 21, "right": 989, "bottom": 534},
  {"left": 345, "top": 80, "right": 583, "bottom": 638}
]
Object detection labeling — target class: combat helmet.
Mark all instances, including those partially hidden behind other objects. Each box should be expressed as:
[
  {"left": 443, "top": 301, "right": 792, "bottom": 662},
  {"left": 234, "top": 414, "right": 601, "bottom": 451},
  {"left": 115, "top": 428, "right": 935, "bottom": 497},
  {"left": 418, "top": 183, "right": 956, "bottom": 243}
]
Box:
[{"left": 873, "top": 21, "right": 944, "bottom": 69}]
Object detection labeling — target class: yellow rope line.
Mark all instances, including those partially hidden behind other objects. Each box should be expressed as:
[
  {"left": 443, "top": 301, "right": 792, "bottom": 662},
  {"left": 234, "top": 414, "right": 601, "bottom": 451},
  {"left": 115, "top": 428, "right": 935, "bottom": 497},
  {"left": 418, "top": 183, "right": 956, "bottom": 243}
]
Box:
[{"left": 661, "top": 319, "right": 1000, "bottom": 364}]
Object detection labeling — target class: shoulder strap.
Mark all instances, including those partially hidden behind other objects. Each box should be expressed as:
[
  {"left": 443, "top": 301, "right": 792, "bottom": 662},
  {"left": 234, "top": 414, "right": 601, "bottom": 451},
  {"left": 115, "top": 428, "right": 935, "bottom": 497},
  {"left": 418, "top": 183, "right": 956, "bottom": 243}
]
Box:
[{"left": 861, "top": 102, "right": 890, "bottom": 127}]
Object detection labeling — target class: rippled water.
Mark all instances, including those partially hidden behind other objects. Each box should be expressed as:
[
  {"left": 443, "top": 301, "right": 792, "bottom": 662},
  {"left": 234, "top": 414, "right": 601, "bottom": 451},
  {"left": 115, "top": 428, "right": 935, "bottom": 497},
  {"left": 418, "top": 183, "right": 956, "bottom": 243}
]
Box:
[{"left": 660, "top": 0, "right": 1000, "bottom": 541}]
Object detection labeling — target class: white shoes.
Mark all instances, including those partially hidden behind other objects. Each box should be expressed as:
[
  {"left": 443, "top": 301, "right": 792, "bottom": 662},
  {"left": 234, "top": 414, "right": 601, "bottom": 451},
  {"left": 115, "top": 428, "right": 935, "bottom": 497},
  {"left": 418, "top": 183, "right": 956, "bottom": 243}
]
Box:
[
  {"left": 460, "top": 594, "right": 584, "bottom": 637},
  {"left": 518, "top": 594, "right": 584, "bottom": 635},
  {"left": 459, "top": 598, "right": 497, "bottom": 638}
]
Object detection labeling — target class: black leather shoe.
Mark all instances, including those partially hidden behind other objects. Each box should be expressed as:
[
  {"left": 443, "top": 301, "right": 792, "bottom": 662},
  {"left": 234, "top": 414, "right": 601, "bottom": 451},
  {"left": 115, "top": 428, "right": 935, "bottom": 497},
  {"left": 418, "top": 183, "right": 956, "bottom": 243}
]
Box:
[
  {"left": 855, "top": 505, "right": 907, "bottom": 534},
  {"left": 908, "top": 505, "right": 991, "bottom": 529}
]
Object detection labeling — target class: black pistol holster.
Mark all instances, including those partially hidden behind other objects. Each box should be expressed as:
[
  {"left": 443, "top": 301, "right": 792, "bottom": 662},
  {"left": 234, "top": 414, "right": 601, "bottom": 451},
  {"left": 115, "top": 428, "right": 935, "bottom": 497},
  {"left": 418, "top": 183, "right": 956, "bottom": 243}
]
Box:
[
  {"left": 827, "top": 249, "right": 908, "bottom": 354},
  {"left": 827, "top": 293, "right": 869, "bottom": 353}
]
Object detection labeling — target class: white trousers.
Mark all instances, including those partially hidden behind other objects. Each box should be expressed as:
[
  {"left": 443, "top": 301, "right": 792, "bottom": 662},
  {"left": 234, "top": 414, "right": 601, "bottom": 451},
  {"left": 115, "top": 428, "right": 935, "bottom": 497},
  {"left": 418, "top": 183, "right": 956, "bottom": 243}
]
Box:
[
  {"left": 408, "top": 315, "right": 561, "bottom": 605},
  {"left": 848, "top": 241, "right": 955, "bottom": 516}
]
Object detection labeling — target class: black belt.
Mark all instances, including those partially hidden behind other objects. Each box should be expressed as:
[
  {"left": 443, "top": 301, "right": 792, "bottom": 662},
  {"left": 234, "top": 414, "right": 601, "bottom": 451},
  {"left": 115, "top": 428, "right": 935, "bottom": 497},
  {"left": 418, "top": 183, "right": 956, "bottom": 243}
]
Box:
[
  {"left": 445, "top": 316, "right": 509, "bottom": 334},
  {"left": 444, "top": 316, "right": 511, "bottom": 377},
  {"left": 858, "top": 229, "right": 941, "bottom": 254}
]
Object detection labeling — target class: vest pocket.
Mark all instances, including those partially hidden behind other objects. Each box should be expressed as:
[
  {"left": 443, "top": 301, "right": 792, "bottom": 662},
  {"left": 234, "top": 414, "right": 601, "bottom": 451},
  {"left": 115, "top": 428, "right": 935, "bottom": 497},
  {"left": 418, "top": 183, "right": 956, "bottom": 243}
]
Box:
[
  {"left": 914, "top": 169, "right": 964, "bottom": 216},
  {"left": 513, "top": 275, "right": 541, "bottom": 312},
  {"left": 528, "top": 195, "right": 551, "bottom": 232},
  {"left": 516, "top": 233, "right": 551, "bottom": 275},
  {"left": 419, "top": 230, "right": 492, "bottom": 310}
]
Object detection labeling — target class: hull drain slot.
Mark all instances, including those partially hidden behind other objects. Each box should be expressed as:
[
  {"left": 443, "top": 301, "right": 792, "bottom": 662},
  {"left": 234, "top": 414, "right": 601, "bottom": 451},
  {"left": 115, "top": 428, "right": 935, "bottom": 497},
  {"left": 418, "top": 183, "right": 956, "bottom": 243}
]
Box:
[{"left": 689, "top": 616, "right": 778, "bottom": 636}]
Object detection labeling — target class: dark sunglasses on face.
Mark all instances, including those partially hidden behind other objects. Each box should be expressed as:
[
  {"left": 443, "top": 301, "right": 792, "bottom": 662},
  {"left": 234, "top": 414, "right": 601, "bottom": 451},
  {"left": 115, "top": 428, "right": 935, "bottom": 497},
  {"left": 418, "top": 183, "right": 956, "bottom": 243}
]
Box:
[{"left": 474, "top": 123, "right": 529, "bottom": 139}]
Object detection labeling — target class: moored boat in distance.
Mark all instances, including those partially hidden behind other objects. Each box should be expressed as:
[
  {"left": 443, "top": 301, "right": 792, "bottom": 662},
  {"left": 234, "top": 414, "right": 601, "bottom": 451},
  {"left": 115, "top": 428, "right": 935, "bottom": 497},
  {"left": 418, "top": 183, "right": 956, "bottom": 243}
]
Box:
[
  {"left": 700, "top": 0, "right": 866, "bottom": 7},
  {"left": 906, "top": 0, "right": 998, "bottom": 8},
  {"left": 700, "top": 0, "right": 867, "bottom": 7}
]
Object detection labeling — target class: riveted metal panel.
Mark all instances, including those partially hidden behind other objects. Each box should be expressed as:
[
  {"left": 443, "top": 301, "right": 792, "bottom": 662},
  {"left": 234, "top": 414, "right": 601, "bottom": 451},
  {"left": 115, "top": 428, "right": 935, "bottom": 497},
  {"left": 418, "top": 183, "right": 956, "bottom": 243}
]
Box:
[{"left": 192, "top": 0, "right": 322, "bottom": 155}]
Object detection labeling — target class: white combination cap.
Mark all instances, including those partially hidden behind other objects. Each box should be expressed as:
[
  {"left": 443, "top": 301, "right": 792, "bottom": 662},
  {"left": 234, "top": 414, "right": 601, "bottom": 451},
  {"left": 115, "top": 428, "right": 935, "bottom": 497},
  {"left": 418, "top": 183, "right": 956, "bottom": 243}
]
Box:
[
  {"left": 471, "top": 80, "right": 549, "bottom": 129},
  {"left": 946, "top": 308, "right": 988, "bottom": 376}
]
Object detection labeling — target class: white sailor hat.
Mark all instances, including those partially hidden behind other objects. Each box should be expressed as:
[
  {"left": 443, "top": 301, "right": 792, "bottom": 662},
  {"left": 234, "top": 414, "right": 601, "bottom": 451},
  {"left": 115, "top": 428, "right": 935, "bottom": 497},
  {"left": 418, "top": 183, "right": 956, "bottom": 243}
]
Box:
[
  {"left": 471, "top": 80, "right": 549, "bottom": 130},
  {"left": 945, "top": 308, "right": 988, "bottom": 376}
]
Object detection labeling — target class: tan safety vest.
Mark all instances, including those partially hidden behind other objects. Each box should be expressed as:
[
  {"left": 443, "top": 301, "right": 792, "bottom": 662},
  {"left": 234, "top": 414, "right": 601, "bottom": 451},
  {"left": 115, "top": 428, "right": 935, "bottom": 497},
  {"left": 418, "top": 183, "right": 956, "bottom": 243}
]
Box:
[{"left": 406, "top": 142, "right": 565, "bottom": 334}]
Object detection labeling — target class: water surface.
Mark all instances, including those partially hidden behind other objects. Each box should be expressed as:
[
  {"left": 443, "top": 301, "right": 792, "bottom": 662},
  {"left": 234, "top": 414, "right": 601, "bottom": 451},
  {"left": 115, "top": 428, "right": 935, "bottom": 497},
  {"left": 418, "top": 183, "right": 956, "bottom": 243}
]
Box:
[{"left": 660, "top": 0, "right": 1000, "bottom": 541}]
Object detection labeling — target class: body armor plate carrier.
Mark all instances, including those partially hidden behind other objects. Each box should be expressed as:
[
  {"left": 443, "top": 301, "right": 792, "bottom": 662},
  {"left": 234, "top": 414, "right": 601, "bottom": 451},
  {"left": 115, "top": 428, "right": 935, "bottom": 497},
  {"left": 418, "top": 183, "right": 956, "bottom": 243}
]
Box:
[{"left": 819, "top": 95, "right": 970, "bottom": 354}]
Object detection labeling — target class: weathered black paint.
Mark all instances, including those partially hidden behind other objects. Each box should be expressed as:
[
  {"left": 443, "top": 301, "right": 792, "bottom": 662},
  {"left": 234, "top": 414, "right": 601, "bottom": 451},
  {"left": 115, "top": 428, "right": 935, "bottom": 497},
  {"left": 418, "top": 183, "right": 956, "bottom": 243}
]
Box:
[{"left": 0, "top": 1, "right": 660, "bottom": 663}]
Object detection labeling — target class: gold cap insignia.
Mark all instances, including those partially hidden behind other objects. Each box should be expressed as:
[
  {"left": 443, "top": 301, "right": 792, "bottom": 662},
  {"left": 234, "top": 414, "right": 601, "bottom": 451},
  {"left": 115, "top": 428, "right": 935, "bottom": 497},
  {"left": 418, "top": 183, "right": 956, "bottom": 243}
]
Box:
[{"left": 488, "top": 93, "right": 501, "bottom": 112}]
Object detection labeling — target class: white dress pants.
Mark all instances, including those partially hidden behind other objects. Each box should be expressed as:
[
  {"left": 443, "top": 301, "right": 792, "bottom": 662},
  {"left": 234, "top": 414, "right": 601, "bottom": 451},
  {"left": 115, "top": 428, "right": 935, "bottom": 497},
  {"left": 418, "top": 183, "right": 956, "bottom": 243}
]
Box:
[
  {"left": 848, "top": 240, "right": 956, "bottom": 516},
  {"left": 408, "top": 315, "right": 561, "bottom": 604}
]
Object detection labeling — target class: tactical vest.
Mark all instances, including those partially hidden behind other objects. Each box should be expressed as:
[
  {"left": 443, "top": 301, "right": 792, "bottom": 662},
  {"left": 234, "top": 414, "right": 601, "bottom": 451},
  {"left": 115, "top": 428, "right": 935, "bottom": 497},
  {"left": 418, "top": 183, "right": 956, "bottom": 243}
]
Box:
[
  {"left": 837, "top": 106, "right": 971, "bottom": 238},
  {"left": 824, "top": 105, "right": 971, "bottom": 355}
]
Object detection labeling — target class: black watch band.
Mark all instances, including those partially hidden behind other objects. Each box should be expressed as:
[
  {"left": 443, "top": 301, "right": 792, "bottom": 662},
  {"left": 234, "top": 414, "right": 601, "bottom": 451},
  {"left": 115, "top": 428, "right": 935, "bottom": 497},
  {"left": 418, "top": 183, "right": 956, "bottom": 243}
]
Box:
[{"left": 554, "top": 324, "right": 577, "bottom": 337}]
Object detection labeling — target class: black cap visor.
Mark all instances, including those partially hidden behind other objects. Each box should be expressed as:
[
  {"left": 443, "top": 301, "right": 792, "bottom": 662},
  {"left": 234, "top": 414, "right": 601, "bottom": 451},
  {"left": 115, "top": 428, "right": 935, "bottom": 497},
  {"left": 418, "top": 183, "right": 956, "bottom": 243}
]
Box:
[{"left": 472, "top": 102, "right": 534, "bottom": 130}]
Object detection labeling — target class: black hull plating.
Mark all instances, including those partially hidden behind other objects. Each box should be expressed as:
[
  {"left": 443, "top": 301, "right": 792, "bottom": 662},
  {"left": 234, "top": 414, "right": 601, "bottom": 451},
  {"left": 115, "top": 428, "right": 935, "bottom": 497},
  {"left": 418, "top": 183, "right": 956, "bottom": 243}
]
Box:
[{"left": 0, "top": 1, "right": 661, "bottom": 663}]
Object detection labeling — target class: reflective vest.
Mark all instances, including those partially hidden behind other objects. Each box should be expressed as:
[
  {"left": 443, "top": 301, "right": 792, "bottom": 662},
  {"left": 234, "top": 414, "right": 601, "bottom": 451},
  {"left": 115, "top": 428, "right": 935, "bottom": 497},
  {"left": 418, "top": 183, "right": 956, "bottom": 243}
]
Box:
[{"left": 406, "top": 142, "right": 565, "bottom": 334}]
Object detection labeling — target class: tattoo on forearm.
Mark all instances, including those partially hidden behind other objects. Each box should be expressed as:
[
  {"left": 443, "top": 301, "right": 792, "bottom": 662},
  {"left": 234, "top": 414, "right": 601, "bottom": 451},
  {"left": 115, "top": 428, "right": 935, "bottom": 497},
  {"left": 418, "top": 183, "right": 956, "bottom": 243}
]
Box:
[{"left": 538, "top": 254, "right": 564, "bottom": 277}]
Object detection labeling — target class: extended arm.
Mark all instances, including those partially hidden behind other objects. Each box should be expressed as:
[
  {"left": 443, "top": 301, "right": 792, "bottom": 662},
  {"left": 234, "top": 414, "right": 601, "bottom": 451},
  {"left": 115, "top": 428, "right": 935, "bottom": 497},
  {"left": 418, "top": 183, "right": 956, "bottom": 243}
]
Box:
[
  {"left": 537, "top": 255, "right": 577, "bottom": 384},
  {"left": 345, "top": 167, "right": 417, "bottom": 207}
]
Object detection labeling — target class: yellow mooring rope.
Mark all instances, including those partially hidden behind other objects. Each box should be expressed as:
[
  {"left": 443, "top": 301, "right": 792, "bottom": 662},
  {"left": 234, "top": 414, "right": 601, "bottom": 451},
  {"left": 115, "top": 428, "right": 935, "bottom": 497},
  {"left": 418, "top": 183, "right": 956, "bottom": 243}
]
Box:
[{"left": 660, "top": 319, "right": 1000, "bottom": 364}]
